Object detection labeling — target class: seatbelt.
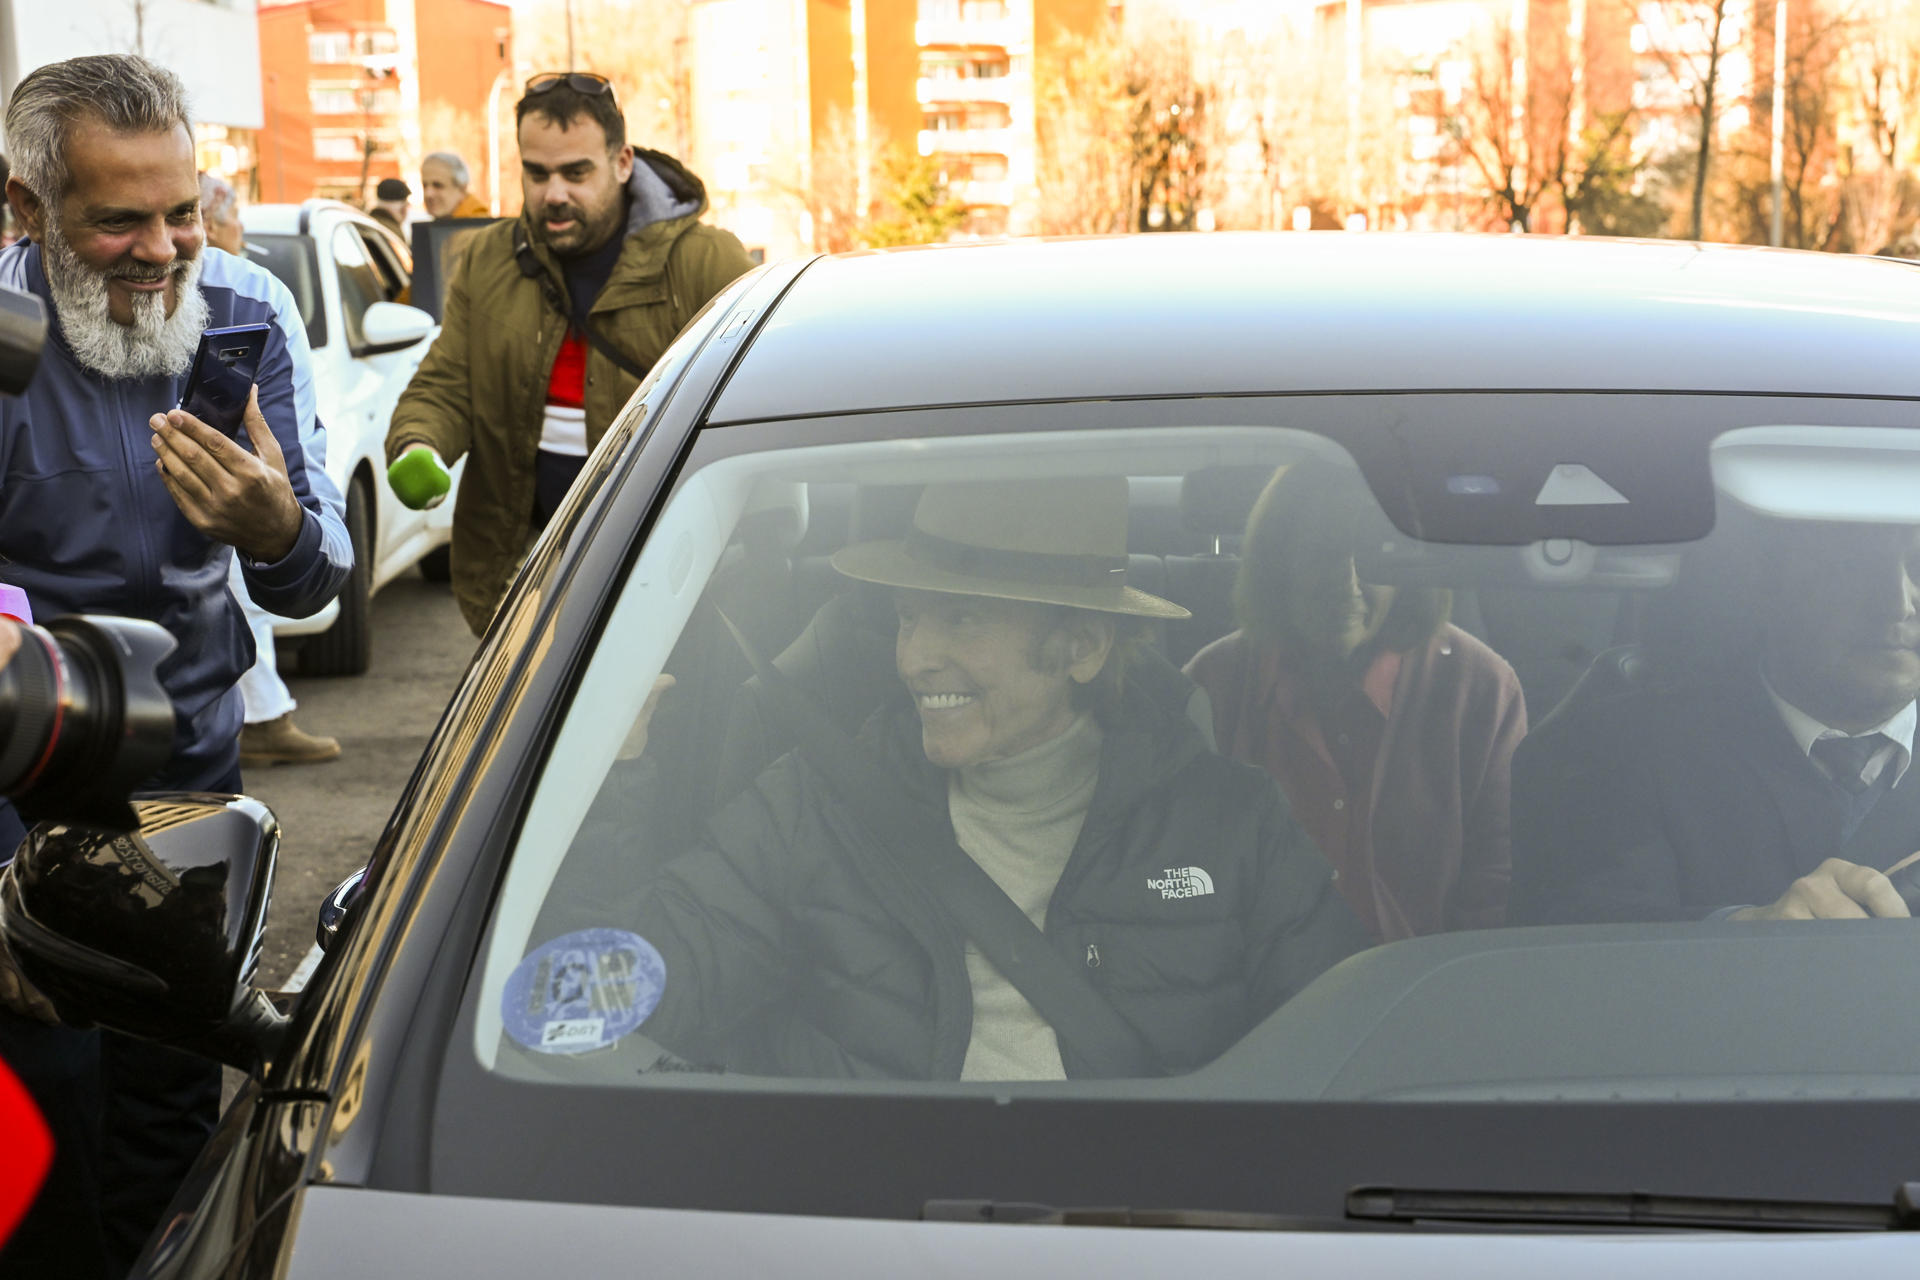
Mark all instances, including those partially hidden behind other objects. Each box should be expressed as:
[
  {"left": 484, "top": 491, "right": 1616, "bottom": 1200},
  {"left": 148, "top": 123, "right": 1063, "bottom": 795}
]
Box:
[
  {"left": 513, "top": 223, "right": 651, "bottom": 381},
  {"left": 715, "top": 610, "right": 1161, "bottom": 1078}
]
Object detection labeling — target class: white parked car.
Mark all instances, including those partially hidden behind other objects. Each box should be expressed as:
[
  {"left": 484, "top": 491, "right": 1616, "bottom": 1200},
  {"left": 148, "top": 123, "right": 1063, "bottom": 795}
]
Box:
[{"left": 240, "top": 201, "right": 462, "bottom": 675}]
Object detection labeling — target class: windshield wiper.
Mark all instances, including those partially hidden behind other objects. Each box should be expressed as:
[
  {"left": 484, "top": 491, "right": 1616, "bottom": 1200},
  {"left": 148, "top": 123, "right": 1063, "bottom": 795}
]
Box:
[
  {"left": 925, "top": 1184, "right": 1920, "bottom": 1233},
  {"left": 923, "top": 1200, "right": 1353, "bottom": 1231},
  {"left": 1345, "top": 1184, "right": 1920, "bottom": 1232}
]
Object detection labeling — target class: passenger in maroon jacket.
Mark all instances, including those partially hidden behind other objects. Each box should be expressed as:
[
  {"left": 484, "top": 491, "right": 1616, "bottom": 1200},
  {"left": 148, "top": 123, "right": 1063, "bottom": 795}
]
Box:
[{"left": 1184, "top": 459, "right": 1527, "bottom": 941}]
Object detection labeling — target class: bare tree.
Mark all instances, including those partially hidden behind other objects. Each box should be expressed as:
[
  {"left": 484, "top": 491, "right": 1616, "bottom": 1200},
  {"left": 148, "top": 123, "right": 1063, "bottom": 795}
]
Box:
[
  {"left": 1033, "top": 24, "right": 1139, "bottom": 235},
  {"left": 1851, "top": 0, "right": 1920, "bottom": 171},
  {"left": 1709, "top": 2, "right": 1884, "bottom": 250},
  {"left": 1560, "top": 110, "right": 1668, "bottom": 236},
  {"left": 1454, "top": 19, "right": 1569, "bottom": 232},
  {"left": 1634, "top": 0, "right": 1746, "bottom": 241},
  {"left": 1126, "top": 25, "right": 1210, "bottom": 232},
  {"left": 1191, "top": 22, "right": 1311, "bottom": 230},
  {"left": 780, "top": 105, "right": 865, "bottom": 254}
]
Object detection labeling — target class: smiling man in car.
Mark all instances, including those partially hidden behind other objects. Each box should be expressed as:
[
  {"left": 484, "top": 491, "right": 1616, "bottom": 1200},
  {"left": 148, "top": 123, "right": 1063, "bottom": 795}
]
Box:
[
  {"left": 1512, "top": 516, "right": 1920, "bottom": 924},
  {"left": 387, "top": 72, "right": 754, "bottom": 636},
  {"left": 597, "top": 478, "right": 1365, "bottom": 1080}
]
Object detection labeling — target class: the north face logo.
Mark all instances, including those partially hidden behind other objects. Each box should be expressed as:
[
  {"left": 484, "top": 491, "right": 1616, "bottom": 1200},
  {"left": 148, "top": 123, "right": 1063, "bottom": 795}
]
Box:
[{"left": 1147, "top": 866, "right": 1215, "bottom": 900}]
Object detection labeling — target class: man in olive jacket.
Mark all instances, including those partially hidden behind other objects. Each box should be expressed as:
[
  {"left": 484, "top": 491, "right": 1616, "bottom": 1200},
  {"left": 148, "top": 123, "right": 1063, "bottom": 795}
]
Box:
[{"left": 388, "top": 74, "right": 754, "bottom": 634}]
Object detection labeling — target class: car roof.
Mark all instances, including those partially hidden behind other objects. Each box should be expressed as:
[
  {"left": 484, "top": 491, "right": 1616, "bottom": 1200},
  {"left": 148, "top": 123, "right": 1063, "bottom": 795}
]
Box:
[
  {"left": 708, "top": 233, "right": 1920, "bottom": 424},
  {"left": 240, "top": 199, "right": 379, "bottom": 237}
]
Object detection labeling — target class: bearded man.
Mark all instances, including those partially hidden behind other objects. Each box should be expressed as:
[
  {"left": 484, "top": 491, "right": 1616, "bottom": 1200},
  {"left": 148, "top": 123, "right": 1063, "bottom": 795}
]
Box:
[{"left": 0, "top": 55, "right": 349, "bottom": 1279}]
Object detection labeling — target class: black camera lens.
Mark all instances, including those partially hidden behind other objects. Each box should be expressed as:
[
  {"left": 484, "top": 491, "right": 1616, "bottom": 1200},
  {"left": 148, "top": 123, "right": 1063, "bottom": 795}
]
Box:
[
  {"left": 0, "top": 617, "right": 176, "bottom": 832},
  {"left": 0, "top": 285, "right": 47, "bottom": 398}
]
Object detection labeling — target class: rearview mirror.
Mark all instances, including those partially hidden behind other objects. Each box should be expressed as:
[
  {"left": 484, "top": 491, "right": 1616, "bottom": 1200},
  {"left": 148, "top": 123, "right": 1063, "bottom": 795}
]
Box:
[
  {"left": 0, "top": 795, "right": 286, "bottom": 1071},
  {"left": 358, "top": 301, "right": 435, "bottom": 354}
]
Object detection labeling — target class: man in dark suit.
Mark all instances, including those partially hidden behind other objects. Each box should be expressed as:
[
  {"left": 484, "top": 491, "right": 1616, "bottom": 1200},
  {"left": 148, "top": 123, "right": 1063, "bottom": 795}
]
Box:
[{"left": 1511, "top": 518, "right": 1920, "bottom": 924}]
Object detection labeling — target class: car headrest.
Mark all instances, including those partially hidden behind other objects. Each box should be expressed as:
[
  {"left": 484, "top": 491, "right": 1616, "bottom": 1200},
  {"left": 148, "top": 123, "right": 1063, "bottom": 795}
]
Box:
[
  {"left": 1180, "top": 466, "right": 1275, "bottom": 540},
  {"left": 847, "top": 484, "right": 922, "bottom": 544},
  {"left": 738, "top": 480, "right": 809, "bottom": 554}
]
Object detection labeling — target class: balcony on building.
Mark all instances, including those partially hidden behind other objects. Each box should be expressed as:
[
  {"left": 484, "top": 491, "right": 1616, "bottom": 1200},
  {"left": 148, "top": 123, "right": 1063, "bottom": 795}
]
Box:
[
  {"left": 916, "top": 75, "right": 1020, "bottom": 104},
  {"left": 309, "top": 84, "right": 402, "bottom": 118},
  {"left": 920, "top": 98, "right": 1013, "bottom": 159},
  {"left": 306, "top": 26, "right": 402, "bottom": 73},
  {"left": 951, "top": 178, "right": 1014, "bottom": 207},
  {"left": 916, "top": 0, "right": 1015, "bottom": 51},
  {"left": 919, "top": 127, "right": 1015, "bottom": 156}
]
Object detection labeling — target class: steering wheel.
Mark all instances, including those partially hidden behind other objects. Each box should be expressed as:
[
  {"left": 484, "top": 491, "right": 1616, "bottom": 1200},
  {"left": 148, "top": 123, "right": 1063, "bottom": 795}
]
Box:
[{"left": 1887, "top": 860, "right": 1920, "bottom": 914}]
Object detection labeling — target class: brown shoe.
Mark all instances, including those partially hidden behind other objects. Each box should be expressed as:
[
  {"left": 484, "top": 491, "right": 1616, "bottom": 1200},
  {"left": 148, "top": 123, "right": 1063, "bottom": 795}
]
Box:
[{"left": 240, "top": 713, "right": 342, "bottom": 767}]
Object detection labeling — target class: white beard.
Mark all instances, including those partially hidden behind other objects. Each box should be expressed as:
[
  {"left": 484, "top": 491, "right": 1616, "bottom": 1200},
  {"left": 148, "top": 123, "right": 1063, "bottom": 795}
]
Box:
[{"left": 42, "top": 219, "right": 208, "bottom": 380}]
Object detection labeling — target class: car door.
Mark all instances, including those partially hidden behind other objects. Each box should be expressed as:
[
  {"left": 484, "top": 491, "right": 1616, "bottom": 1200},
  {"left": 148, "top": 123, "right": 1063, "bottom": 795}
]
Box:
[{"left": 331, "top": 220, "right": 434, "bottom": 587}]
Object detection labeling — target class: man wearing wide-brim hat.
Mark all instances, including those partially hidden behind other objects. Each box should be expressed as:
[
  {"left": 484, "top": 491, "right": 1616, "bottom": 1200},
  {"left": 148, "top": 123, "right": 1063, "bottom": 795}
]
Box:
[{"left": 612, "top": 476, "right": 1365, "bottom": 1081}]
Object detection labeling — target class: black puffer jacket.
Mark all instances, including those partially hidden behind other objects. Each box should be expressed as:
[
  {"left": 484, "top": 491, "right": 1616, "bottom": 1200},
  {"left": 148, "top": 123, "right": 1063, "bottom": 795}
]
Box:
[{"left": 629, "top": 677, "right": 1366, "bottom": 1079}]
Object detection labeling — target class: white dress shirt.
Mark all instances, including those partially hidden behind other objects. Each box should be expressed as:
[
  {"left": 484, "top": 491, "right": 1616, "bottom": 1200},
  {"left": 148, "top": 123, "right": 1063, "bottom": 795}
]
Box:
[{"left": 1763, "top": 674, "right": 1916, "bottom": 791}]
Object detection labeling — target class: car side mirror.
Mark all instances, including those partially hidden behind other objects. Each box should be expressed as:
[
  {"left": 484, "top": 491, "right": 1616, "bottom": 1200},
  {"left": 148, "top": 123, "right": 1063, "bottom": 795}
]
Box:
[
  {"left": 0, "top": 795, "right": 286, "bottom": 1071},
  {"left": 358, "top": 301, "right": 435, "bottom": 354}
]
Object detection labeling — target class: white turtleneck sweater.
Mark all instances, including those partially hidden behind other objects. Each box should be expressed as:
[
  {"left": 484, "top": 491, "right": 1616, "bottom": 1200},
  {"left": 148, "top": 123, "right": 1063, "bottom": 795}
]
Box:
[{"left": 948, "top": 714, "right": 1104, "bottom": 1081}]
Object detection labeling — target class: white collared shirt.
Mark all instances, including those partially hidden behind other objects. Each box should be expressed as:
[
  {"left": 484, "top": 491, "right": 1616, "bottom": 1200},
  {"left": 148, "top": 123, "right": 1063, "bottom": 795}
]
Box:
[{"left": 1764, "top": 674, "right": 1917, "bottom": 791}]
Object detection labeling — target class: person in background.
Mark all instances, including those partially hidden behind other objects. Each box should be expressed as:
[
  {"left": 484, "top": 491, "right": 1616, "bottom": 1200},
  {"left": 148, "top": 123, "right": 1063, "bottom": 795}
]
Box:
[
  {"left": 198, "top": 174, "right": 343, "bottom": 766},
  {"left": 368, "top": 175, "right": 410, "bottom": 236},
  {"left": 387, "top": 72, "right": 754, "bottom": 635},
  {"left": 228, "top": 557, "right": 342, "bottom": 766},
  {"left": 421, "top": 150, "right": 489, "bottom": 219},
  {"left": 1184, "top": 458, "right": 1527, "bottom": 941},
  {"left": 197, "top": 169, "right": 242, "bottom": 255}
]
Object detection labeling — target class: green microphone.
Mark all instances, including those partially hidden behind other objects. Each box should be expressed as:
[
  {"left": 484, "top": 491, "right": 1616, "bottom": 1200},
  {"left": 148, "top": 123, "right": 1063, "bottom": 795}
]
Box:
[{"left": 388, "top": 446, "right": 450, "bottom": 510}]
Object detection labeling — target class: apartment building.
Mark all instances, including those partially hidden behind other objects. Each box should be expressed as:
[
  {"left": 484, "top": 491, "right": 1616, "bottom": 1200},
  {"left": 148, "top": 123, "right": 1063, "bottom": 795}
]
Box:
[
  {"left": 0, "top": 0, "right": 264, "bottom": 188},
  {"left": 258, "top": 0, "right": 510, "bottom": 207},
  {"left": 916, "top": 0, "right": 1107, "bottom": 235},
  {"left": 687, "top": 0, "right": 1105, "bottom": 259}
]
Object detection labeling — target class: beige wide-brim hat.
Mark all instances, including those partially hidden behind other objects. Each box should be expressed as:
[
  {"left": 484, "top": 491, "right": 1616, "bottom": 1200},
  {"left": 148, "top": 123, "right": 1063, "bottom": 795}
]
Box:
[{"left": 831, "top": 477, "right": 1190, "bottom": 620}]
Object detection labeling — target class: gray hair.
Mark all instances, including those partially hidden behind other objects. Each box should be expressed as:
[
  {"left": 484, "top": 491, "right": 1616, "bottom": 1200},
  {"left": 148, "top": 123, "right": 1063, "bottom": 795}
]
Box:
[
  {"left": 422, "top": 150, "right": 471, "bottom": 188},
  {"left": 198, "top": 171, "right": 236, "bottom": 222},
  {"left": 4, "top": 55, "right": 193, "bottom": 211}
]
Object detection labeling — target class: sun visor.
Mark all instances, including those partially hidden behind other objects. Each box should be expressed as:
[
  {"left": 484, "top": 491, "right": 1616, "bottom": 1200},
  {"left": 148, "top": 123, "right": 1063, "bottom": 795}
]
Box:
[{"left": 1711, "top": 426, "right": 1920, "bottom": 523}]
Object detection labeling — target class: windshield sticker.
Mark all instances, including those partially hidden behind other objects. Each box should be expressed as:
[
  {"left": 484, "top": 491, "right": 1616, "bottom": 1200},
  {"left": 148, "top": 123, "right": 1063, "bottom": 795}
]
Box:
[{"left": 502, "top": 928, "right": 665, "bottom": 1055}]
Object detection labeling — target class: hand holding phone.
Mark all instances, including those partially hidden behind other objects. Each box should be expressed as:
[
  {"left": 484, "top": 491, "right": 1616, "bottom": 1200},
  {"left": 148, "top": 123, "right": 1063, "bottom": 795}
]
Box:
[{"left": 151, "top": 385, "right": 305, "bottom": 564}]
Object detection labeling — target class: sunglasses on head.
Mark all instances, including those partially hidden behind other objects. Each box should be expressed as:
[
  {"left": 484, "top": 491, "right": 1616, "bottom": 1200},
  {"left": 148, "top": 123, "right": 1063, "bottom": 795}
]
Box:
[{"left": 524, "top": 72, "right": 614, "bottom": 98}]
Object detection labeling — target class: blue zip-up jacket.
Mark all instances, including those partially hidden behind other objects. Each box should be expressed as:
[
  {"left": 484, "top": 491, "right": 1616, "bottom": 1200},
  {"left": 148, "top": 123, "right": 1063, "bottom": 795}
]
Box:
[{"left": 0, "top": 242, "right": 352, "bottom": 786}]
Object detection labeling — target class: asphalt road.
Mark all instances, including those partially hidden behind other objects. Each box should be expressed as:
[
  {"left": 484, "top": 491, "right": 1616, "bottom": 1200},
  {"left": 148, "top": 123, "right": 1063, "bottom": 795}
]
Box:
[{"left": 244, "top": 571, "right": 476, "bottom": 989}]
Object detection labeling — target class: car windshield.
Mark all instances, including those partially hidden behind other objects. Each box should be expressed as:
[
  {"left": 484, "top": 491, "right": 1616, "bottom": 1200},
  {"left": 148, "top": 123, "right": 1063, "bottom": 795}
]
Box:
[{"left": 463, "top": 391, "right": 1920, "bottom": 1107}]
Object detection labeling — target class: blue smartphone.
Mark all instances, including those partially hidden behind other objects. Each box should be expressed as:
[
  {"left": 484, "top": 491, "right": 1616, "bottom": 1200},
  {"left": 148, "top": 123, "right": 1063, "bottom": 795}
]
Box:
[{"left": 178, "top": 323, "right": 271, "bottom": 436}]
